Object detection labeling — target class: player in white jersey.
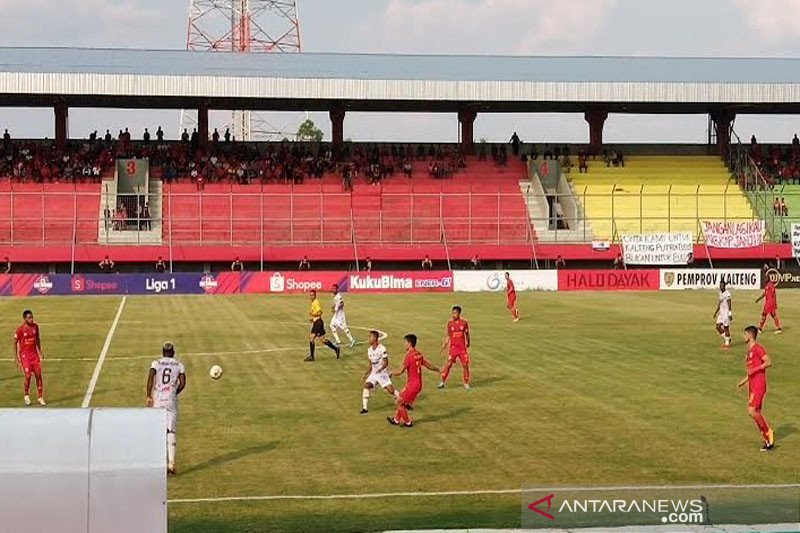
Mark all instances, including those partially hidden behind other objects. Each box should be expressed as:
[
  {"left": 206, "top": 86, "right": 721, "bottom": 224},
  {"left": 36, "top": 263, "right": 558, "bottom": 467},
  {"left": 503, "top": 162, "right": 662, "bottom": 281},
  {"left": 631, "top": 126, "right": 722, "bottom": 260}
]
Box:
[
  {"left": 330, "top": 284, "right": 356, "bottom": 348},
  {"left": 713, "top": 280, "right": 733, "bottom": 349},
  {"left": 360, "top": 330, "right": 399, "bottom": 414},
  {"left": 146, "top": 342, "right": 186, "bottom": 475}
]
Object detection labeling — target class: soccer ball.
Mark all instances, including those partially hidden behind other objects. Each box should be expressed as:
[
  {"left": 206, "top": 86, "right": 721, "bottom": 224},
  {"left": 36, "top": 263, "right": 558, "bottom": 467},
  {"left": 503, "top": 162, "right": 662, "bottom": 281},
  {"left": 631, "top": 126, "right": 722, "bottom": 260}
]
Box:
[{"left": 209, "top": 364, "right": 223, "bottom": 380}]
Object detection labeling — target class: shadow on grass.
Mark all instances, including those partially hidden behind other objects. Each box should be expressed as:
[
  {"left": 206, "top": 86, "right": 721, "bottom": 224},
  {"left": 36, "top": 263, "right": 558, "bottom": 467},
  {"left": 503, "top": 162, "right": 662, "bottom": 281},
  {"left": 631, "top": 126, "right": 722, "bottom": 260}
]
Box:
[
  {"left": 181, "top": 442, "right": 279, "bottom": 476},
  {"left": 414, "top": 406, "right": 472, "bottom": 426},
  {"left": 469, "top": 375, "right": 505, "bottom": 387},
  {"left": 776, "top": 422, "right": 797, "bottom": 441}
]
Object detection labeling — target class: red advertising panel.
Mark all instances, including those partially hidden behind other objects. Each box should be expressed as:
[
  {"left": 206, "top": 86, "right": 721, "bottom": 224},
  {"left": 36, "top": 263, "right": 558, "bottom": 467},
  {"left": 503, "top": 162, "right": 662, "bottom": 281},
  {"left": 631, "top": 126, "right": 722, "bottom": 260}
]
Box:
[
  {"left": 558, "top": 270, "right": 659, "bottom": 291},
  {"left": 243, "top": 272, "right": 350, "bottom": 294},
  {"left": 347, "top": 271, "right": 454, "bottom": 293}
]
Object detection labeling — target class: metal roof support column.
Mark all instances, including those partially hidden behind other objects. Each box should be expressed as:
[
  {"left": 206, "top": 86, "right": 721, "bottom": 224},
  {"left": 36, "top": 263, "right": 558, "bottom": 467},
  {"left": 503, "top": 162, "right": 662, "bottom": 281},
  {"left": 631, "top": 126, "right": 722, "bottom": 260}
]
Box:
[
  {"left": 584, "top": 107, "right": 608, "bottom": 156},
  {"left": 197, "top": 101, "right": 210, "bottom": 149},
  {"left": 710, "top": 110, "right": 735, "bottom": 160},
  {"left": 458, "top": 108, "right": 478, "bottom": 156},
  {"left": 54, "top": 99, "right": 69, "bottom": 149},
  {"left": 330, "top": 105, "right": 346, "bottom": 149}
]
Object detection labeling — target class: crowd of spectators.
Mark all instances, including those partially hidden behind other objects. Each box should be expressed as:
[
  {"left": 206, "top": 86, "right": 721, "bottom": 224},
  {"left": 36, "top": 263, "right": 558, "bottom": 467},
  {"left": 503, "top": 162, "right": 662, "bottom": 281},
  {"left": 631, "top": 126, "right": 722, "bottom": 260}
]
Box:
[
  {"left": 0, "top": 129, "right": 115, "bottom": 183},
  {"left": 0, "top": 125, "right": 523, "bottom": 189},
  {"left": 748, "top": 134, "right": 800, "bottom": 187}
]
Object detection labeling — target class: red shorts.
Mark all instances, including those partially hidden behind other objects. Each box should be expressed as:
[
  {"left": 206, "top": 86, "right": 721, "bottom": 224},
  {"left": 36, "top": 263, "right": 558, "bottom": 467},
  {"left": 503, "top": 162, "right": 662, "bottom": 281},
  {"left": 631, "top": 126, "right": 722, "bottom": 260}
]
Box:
[
  {"left": 749, "top": 387, "right": 766, "bottom": 410},
  {"left": 506, "top": 295, "right": 516, "bottom": 308},
  {"left": 762, "top": 305, "right": 777, "bottom": 316},
  {"left": 448, "top": 351, "right": 470, "bottom": 365},
  {"left": 400, "top": 385, "right": 421, "bottom": 406},
  {"left": 22, "top": 358, "right": 41, "bottom": 377}
]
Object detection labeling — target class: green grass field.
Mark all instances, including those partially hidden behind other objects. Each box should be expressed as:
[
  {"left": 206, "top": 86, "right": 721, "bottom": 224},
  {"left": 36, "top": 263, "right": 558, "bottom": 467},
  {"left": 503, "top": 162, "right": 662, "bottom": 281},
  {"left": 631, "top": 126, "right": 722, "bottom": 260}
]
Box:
[{"left": 0, "top": 291, "right": 799, "bottom": 532}]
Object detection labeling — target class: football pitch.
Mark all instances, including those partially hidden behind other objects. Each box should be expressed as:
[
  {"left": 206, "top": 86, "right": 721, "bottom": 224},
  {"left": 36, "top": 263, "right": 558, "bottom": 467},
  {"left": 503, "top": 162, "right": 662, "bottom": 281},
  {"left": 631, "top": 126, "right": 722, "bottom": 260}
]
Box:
[{"left": 0, "top": 291, "right": 799, "bottom": 532}]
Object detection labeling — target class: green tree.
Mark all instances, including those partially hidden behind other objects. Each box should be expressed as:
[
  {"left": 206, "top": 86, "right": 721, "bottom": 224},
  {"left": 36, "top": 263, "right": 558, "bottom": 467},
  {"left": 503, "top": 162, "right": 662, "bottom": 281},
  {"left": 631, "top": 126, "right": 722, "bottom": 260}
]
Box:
[{"left": 297, "top": 118, "right": 324, "bottom": 143}]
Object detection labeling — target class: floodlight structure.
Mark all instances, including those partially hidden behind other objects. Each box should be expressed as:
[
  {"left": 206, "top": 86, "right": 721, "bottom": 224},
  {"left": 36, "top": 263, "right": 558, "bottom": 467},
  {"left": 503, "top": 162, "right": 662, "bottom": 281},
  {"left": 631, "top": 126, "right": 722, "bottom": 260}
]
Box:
[{"left": 181, "top": 0, "right": 302, "bottom": 141}]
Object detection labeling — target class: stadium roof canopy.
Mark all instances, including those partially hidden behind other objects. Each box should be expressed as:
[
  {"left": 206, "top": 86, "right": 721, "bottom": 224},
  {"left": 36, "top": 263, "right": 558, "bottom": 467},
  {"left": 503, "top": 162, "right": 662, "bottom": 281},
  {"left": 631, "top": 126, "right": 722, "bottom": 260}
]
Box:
[{"left": 1, "top": 47, "right": 800, "bottom": 113}]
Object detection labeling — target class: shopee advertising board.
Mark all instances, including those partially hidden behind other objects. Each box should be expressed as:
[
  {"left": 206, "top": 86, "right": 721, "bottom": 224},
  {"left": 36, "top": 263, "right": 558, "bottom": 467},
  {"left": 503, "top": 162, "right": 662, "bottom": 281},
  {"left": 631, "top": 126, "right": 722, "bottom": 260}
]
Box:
[
  {"left": 453, "top": 270, "right": 558, "bottom": 292},
  {"left": 659, "top": 269, "right": 761, "bottom": 290}
]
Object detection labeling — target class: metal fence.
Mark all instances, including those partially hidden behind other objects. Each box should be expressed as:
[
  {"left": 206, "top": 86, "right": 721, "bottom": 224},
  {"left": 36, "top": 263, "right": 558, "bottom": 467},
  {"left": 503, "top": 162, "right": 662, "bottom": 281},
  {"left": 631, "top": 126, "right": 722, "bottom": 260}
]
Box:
[{"left": 0, "top": 186, "right": 790, "bottom": 251}]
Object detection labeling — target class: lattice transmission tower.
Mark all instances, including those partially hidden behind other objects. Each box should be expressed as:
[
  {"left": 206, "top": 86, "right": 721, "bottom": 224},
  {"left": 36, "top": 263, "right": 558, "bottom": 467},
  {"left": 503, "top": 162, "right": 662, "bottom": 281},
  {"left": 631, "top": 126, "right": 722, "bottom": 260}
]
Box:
[{"left": 180, "top": 0, "right": 302, "bottom": 141}]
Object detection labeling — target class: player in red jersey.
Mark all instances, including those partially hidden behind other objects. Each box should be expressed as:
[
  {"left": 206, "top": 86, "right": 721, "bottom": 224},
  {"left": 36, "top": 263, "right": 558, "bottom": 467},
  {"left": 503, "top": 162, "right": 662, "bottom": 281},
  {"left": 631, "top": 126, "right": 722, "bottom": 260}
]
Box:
[
  {"left": 438, "top": 305, "right": 471, "bottom": 390},
  {"left": 756, "top": 280, "right": 782, "bottom": 334},
  {"left": 14, "top": 310, "right": 45, "bottom": 406},
  {"left": 737, "top": 326, "right": 774, "bottom": 451},
  {"left": 505, "top": 272, "right": 520, "bottom": 322},
  {"left": 388, "top": 334, "right": 439, "bottom": 428}
]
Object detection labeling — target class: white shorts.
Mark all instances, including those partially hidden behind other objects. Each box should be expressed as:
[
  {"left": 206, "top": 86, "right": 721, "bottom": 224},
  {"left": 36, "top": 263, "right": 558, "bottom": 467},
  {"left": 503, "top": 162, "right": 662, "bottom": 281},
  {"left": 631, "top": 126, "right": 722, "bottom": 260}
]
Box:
[
  {"left": 366, "top": 371, "right": 392, "bottom": 389},
  {"left": 330, "top": 312, "right": 348, "bottom": 331},
  {"left": 716, "top": 313, "right": 730, "bottom": 328},
  {"left": 154, "top": 404, "right": 178, "bottom": 433}
]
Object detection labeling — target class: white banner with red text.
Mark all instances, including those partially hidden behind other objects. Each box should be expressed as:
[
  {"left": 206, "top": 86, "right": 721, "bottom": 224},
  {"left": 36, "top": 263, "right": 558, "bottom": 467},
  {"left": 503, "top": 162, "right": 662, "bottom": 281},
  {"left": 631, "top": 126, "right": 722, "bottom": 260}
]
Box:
[
  {"left": 701, "top": 220, "right": 765, "bottom": 248},
  {"left": 792, "top": 223, "right": 800, "bottom": 258},
  {"left": 453, "top": 270, "right": 558, "bottom": 292},
  {"left": 621, "top": 232, "right": 693, "bottom": 265}
]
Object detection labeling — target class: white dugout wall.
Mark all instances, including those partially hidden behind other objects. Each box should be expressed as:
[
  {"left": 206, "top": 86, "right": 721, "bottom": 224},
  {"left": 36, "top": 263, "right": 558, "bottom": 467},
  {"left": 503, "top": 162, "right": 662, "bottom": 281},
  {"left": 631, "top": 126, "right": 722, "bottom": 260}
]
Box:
[{"left": 0, "top": 408, "right": 166, "bottom": 533}]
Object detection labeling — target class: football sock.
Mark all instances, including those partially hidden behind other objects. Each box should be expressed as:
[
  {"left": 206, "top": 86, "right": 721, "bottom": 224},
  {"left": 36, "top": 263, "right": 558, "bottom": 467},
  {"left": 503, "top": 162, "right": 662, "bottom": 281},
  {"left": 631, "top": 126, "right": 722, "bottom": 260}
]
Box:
[
  {"left": 441, "top": 362, "right": 453, "bottom": 383},
  {"left": 759, "top": 316, "right": 767, "bottom": 329},
  {"left": 345, "top": 329, "right": 354, "bottom": 343},
  {"left": 324, "top": 340, "right": 337, "bottom": 352},
  {"left": 332, "top": 331, "right": 341, "bottom": 344},
  {"left": 393, "top": 390, "right": 400, "bottom": 399},
  {"left": 167, "top": 432, "right": 177, "bottom": 465},
  {"left": 775, "top": 316, "right": 782, "bottom": 329},
  {"left": 361, "top": 389, "right": 370, "bottom": 410},
  {"left": 753, "top": 413, "right": 771, "bottom": 440},
  {"left": 35, "top": 373, "right": 43, "bottom": 397},
  {"left": 23, "top": 375, "right": 31, "bottom": 396},
  {"left": 462, "top": 365, "right": 471, "bottom": 385},
  {"left": 395, "top": 404, "right": 410, "bottom": 424},
  {"left": 309, "top": 342, "right": 315, "bottom": 359},
  {"left": 724, "top": 336, "right": 731, "bottom": 346}
]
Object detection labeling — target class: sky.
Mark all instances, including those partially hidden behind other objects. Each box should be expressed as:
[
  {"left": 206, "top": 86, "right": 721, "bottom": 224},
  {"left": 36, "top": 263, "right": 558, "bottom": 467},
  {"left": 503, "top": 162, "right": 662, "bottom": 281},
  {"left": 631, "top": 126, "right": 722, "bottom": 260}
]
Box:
[{"left": 1, "top": 0, "right": 800, "bottom": 143}]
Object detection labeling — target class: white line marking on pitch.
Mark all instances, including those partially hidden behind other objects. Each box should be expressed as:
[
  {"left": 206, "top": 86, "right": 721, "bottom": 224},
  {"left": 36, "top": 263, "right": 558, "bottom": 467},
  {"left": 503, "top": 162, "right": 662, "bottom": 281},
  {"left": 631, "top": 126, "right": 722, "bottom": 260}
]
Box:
[
  {"left": 81, "top": 296, "right": 127, "bottom": 408},
  {"left": 0, "top": 326, "right": 389, "bottom": 363},
  {"left": 168, "top": 483, "right": 800, "bottom": 504}
]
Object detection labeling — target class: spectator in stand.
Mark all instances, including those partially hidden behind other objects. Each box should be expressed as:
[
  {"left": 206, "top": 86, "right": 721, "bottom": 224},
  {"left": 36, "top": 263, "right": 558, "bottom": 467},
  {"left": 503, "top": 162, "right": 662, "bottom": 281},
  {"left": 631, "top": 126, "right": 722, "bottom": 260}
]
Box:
[
  {"left": 155, "top": 256, "right": 167, "bottom": 273},
  {"left": 143, "top": 128, "right": 151, "bottom": 144},
  {"left": 781, "top": 197, "right": 789, "bottom": 216},
  {"left": 421, "top": 255, "right": 433, "bottom": 270},
  {"left": 3, "top": 256, "right": 11, "bottom": 274},
  {"left": 793, "top": 134, "right": 799, "bottom": 148},
  {"left": 403, "top": 159, "right": 413, "bottom": 179},
  {"left": 470, "top": 253, "right": 481, "bottom": 270},
  {"left": 181, "top": 129, "right": 189, "bottom": 143},
  {"left": 364, "top": 257, "right": 373, "bottom": 272},
  {"left": 578, "top": 149, "right": 588, "bottom": 173},
  {"left": 686, "top": 252, "right": 694, "bottom": 266},
  {"left": 2, "top": 128, "right": 10, "bottom": 149},
  {"left": 231, "top": 257, "right": 244, "bottom": 272},
  {"left": 613, "top": 253, "right": 624, "bottom": 270},
  {"left": 196, "top": 173, "right": 205, "bottom": 192},
  {"left": 776, "top": 255, "right": 783, "bottom": 270},
  {"left": 103, "top": 205, "right": 112, "bottom": 231},
  {"left": 142, "top": 202, "right": 151, "bottom": 230},
  {"left": 751, "top": 134, "right": 758, "bottom": 147},
  {"left": 99, "top": 255, "right": 115, "bottom": 273},
  {"left": 299, "top": 256, "right": 311, "bottom": 271},
  {"left": 224, "top": 128, "right": 231, "bottom": 143},
  {"left": 773, "top": 198, "right": 781, "bottom": 215},
  {"left": 156, "top": 126, "right": 164, "bottom": 142},
  {"left": 554, "top": 255, "right": 566, "bottom": 269},
  {"left": 212, "top": 128, "right": 220, "bottom": 143},
  {"left": 509, "top": 132, "right": 521, "bottom": 157}
]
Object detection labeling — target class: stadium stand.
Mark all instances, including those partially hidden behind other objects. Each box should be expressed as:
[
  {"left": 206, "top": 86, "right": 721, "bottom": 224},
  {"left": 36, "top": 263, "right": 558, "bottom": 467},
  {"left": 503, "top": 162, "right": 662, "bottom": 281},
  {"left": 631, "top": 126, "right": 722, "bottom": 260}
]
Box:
[{"left": 569, "top": 155, "right": 755, "bottom": 240}]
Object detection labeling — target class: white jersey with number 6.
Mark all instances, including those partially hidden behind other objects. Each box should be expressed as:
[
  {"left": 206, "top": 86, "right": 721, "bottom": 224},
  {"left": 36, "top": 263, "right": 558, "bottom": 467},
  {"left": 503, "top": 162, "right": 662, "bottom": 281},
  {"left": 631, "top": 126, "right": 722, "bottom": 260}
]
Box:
[{"left": 150, "top": 357, "right": 185, "bottom": 409}]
